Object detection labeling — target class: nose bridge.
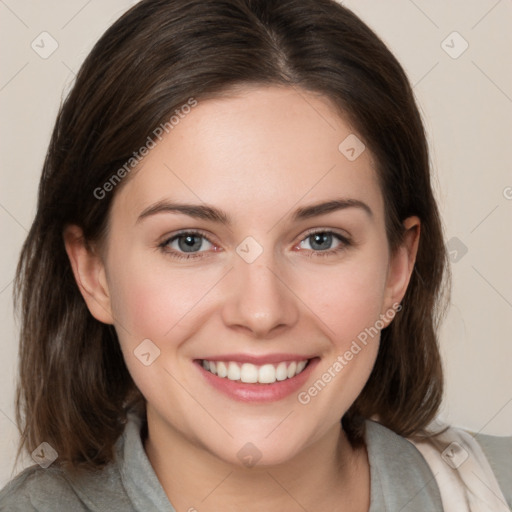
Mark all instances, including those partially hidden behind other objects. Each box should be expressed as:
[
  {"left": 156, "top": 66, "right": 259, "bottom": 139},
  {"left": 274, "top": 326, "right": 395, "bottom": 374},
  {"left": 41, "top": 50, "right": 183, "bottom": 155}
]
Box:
[{"left": 221, "top": 236, "right": 298, "bottom": 337}]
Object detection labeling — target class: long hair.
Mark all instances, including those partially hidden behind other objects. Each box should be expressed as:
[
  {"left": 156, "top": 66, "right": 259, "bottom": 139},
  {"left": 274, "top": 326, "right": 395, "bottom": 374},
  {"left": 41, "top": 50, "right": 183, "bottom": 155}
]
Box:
[{"left": 14, "top": 0, "right": 449, "bottom": 471}]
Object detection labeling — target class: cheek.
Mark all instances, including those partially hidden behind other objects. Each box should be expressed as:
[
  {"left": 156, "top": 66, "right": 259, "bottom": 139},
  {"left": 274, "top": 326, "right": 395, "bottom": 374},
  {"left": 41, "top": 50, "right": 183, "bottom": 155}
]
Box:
[
  {"left": 107, "top": 250, "right": 221, "bottom": 349},
  {"left": 105, "top": 254, "right": 216, "bottom": 398},
  {"left": 299, "top": 253, "right": 389, "bottom": 346},
  {"left": 294, "top": 262, "right": 387, "bottom": 421},
  {"left": 292, "top": 248, "right": 389, "bottom": 409}
]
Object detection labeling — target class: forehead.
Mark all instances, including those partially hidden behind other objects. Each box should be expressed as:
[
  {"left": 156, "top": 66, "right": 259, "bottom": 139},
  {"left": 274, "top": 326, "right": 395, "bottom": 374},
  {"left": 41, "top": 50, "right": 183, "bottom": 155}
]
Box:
[{"left": 112, "top": 85, "right": 383, "bottom": 224}]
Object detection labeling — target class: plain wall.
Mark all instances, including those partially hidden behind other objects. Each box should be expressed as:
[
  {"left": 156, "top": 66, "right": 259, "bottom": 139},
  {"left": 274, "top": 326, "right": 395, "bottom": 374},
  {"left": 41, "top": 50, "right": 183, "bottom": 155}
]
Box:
[{"left": 1, "top": 0, "right": 511, "bottom": 487}]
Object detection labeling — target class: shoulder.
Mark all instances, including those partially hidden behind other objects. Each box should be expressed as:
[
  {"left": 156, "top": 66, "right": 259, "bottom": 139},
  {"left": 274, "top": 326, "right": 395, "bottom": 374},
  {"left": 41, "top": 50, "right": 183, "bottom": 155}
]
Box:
[
  {"left": 474, "top": 432, "right": 512, "bottom": 508},
  {"left": 0, "top": 464, "right": 83, "bottom": 511},
  {"left": 0, "top": 460, "right": 132, "bottom": 512},
  {"left": 365, "top": 418, "right": 438, "bottom": 475},
  {"left": 406, "top": 420, "right": 511, "bottom": 511},
  {"left": 365, "top": 420, "right": 438, "bottom": 479},
  {"left": 364, "top": 420, "right": 443, "bottom": 511},
  {"left": 0, "top": 412, "right": 153, "bottom": 512}
]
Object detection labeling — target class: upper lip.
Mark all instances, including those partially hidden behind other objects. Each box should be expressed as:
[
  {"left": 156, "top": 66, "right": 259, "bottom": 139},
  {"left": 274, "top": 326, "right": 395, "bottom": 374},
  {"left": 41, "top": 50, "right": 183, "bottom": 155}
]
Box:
[{"left": 197, "top": 353, "right": 315, "bottom": 365}]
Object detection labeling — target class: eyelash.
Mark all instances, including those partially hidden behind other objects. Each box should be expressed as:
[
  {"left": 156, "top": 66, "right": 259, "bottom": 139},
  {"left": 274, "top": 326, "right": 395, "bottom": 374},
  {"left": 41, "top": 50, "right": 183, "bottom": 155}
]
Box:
[{"left": 159, "top": 229, "right": 351, "bottom": 261}]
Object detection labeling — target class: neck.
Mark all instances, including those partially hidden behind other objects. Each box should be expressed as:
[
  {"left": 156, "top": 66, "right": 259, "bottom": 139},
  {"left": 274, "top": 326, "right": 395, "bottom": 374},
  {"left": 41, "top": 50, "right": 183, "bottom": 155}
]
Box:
[{"left": 143, "top": 408, "right": 371, "bottom": 512}]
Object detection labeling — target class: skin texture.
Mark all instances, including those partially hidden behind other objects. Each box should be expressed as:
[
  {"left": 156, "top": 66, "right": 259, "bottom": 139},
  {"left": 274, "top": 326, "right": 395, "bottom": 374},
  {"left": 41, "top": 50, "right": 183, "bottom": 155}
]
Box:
[{"left": 64, "top": 85, "right": 420, "bottom": 511}]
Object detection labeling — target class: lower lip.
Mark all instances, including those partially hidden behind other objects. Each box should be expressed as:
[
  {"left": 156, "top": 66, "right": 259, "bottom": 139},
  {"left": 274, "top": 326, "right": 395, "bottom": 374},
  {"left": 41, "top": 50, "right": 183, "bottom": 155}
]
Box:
[{"left": 195, "top": 358, "right": 319, "bottom": 403}]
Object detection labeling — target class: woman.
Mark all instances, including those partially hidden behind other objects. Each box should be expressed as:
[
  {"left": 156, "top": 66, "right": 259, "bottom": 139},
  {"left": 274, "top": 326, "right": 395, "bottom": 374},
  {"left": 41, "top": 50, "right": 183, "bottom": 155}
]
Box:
[{"left": 1, "top": 0, "right": 510, "bottom": 510}]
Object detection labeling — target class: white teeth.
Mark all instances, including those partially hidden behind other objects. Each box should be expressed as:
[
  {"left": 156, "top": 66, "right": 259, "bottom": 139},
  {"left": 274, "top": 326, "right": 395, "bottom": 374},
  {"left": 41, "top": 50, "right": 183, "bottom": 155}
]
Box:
[
  {"left": 216, "top": 361, "right": 227, "bottom": 378},
  {"left": 258, "top": 364, "right": 276, "bottom": 384},
  {"left": 240, "top": 363, "right": 258, "bottom": 383},
  {"left": 227, "top": 362, "right": 240, "bottom": 381},
  {"left": 276, "top": 362, "right": 288, "bottom": 381},
  {"left": 201, "top": 359, "right": 309, "bottom": 384},
  {"left": 296, "top": 360, "right": 307, "bottom": 373},
  {"left": 287, "top": 362, "right": 297, "bottom": 379}
]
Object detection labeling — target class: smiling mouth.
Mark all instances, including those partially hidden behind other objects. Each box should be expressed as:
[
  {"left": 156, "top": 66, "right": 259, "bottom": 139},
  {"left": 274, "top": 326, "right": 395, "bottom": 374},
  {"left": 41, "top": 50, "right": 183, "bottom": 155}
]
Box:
[{"left": 199, "top": 359, "right": 311, "bottom": 385}]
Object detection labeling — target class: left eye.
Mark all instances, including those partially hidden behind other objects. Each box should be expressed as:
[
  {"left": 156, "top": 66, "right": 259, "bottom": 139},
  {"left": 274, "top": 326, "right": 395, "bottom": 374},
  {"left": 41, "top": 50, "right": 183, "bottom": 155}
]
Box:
[{"left": 299, "top": 231, "right": 342, "bottom": 251}]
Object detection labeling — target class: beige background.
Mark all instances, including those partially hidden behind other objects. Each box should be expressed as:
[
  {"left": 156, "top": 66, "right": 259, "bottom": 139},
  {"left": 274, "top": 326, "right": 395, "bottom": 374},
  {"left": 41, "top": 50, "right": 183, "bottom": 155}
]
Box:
[{"left": 0, "top": 0, "right": 511, "bottom": 487}]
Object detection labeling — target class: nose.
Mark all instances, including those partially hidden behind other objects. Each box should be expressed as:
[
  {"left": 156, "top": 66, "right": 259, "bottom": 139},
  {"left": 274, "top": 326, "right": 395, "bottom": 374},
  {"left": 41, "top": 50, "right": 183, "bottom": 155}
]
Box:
[{"left": 221, "top": 251, "right": 299, "bottom": 339}]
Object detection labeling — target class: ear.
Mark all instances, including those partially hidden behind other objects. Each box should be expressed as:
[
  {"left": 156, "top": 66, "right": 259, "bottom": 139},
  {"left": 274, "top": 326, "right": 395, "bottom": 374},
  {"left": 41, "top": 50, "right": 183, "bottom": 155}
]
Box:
[
  {"left": 382, "top": 216, "right": 420, "bottom": 318},
  {"left": 63, "top": 225, "right": 114, "bottom": 324}
]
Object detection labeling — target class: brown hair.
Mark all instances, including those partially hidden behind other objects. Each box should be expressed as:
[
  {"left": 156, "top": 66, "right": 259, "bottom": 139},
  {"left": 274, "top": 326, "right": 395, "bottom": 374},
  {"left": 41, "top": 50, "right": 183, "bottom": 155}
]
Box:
[{"left": 14, "top": 0, "right": 449, "bottom": 471}]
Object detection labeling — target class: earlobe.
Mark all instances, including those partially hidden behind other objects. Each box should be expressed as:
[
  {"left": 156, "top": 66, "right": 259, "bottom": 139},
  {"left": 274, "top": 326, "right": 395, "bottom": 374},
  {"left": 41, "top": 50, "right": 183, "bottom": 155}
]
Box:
[
  {"left": 63, "top": 225, "right": 114, "bottom": 324},
  {"left": 382, "top": 216, "right": 421, "bottom": 318}
]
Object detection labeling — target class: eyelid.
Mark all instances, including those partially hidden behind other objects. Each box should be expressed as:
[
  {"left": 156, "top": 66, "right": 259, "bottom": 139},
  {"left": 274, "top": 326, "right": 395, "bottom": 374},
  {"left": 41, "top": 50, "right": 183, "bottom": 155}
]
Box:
[
  {"left": 298, "top": 227, "right": 352, "bottom": 244},
  {"left": 160, "top": 228, "right": 216, "bottom": 245}
]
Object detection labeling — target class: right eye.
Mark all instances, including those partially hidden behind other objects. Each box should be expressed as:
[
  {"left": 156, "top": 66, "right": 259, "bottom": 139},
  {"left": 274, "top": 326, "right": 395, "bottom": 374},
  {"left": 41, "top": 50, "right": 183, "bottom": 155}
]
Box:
[{"left": 159, "top": 230, "right": 217, "bottom": 260}]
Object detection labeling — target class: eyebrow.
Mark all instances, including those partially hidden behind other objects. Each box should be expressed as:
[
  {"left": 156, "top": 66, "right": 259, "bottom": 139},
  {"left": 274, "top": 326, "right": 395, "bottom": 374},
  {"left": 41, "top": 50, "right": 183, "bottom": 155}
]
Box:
[{"left": 136, "top": 197, "right": 373, "bottom": 225}]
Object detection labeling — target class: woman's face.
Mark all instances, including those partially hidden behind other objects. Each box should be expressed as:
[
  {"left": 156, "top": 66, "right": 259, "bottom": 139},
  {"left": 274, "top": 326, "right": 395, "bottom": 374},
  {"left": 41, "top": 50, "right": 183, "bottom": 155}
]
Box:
[{"left": 75, "top": 85, "right": 417, "bottom": 466}]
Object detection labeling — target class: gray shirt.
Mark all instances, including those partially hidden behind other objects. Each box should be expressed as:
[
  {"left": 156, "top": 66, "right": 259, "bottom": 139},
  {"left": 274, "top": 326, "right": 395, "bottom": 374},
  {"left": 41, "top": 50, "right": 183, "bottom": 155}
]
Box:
[{"left": 1, "top": 413, "right": 510, "bottom": 511}]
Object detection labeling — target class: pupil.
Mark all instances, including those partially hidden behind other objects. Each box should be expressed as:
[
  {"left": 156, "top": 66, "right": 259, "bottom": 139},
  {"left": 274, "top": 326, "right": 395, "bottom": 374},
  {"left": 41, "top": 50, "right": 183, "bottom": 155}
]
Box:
[
  {"left": 311, "top": 233, "right": 331, "bottom": 251},
  {"left": 179, "top": 235, "right": 202, "bottom": 252}
]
